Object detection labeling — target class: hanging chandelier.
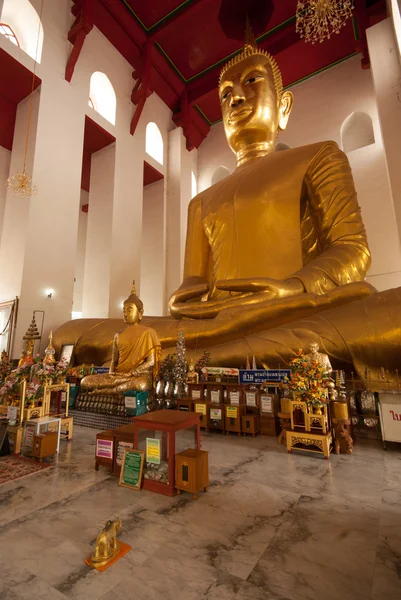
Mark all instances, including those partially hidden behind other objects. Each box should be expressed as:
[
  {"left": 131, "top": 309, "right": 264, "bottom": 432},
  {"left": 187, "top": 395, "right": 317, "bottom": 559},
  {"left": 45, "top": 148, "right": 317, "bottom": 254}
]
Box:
[
  {"left": 5, "top": 0, "right": 44, "bottom": 197},
  {"left": 296, "top": 1, "right": 354, "bottom": 44}
]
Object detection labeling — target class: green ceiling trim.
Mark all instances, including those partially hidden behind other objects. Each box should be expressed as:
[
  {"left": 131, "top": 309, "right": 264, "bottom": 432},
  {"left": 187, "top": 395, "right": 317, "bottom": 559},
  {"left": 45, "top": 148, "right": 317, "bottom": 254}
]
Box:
[
  {"left": 155, "top": 43, "right": 186, "bottom": 82},
  {"left": 118, "top": 0, "right": 195, "bottom": 33},
  {"left": 206, "top": 52, "right": 359, "bottom": 126},
  {"left": 194, "top": 104, "right": 213, "bottom": 126}
]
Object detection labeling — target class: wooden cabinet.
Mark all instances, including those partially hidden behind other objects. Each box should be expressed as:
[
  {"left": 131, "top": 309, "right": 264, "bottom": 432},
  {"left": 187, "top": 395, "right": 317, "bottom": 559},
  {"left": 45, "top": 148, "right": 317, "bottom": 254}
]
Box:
[
  {"left": 175, "top": 449, "right": 209, "bottom": 500},
  {"left": 260, "top": 415, "right": 280, "bottom": 436},
  {"left": 209, "top": 403, "right": 225, "bottom": 433},
  {"left": 225, "top": 404, "right": 245, "bottom": 435},
  {"left": 32, "top": 432, "right": 58, "bottom": 460},
  {"left": 177, "top": 398, "right": 194, "bottom": 412},
  {"left": 187, "top": 384, "right": 205, "bottom": 402},
  {"left": 242, "top": 414, "right": 260, "bottom": 437},
  {"left": 225, "top": 385, "right": 245, "bottom": 406},
  {"left": 194, "top": 401, "right": 210, "bottom": 430},
  {"left": 206, "top": 384, "right": 224, "bottom": 405}
]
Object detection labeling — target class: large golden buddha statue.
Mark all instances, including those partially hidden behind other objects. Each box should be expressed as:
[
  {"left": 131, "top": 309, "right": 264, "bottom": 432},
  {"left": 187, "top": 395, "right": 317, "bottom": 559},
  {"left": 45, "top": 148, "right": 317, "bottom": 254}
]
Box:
[
  {"left": 54, "top": 33, "right": 401, "bottom": 387},
  {"left": 80, "top": 284, "right": 160, "bottom": 394}
]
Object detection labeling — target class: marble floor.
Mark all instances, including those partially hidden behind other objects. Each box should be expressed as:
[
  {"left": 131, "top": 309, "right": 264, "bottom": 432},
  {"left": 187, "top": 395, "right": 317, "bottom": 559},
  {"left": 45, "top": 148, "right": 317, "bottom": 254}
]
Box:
[{"left": 0, "top": 426, "right": 400, "bottom": 600}]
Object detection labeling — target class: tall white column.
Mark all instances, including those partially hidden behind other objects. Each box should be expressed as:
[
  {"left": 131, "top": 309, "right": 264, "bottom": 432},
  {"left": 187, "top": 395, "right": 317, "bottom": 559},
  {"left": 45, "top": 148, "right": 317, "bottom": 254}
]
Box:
[
  {"left": 13, "top": 81, "right": 86, "bottom": 357},
  {"left": 166, "top": 128, "right": 197, "bottom": 302},
  {"left": 367, "top": 18, "right": 401, "bottom": 240},
  {"left": 82, "top": 145, "right": 115, "bottom": 317},
  {"left": 0, "top": 146, "right": 11, "bottom": 248},
  {"left": 140, "top": 179, "right": 166, "bottom": 315},
  {"left": 0, "top": 90, "right": 39, "bottom": 303},
  {"left": 108, "top": 131, "right": 144, "bottom": 318}
]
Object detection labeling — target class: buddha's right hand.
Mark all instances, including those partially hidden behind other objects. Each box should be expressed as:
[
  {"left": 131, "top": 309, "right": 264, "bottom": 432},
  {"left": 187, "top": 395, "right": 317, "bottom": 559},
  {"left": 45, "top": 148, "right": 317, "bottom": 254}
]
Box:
[{"left": 169, "top": 282, "right": 209, "bottom": 319}]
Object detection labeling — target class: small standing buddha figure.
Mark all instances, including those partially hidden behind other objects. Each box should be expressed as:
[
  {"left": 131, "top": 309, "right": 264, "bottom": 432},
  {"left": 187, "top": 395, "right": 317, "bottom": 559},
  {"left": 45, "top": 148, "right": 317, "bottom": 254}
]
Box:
[
  {"left": 81, "top": 283, "right": 161, "bottom": 395},
  {"left": 43, "top": 331, "right": 56, "bottom": 365},
  {"left": 305, "top": 341, "right": 332, "bottom": 376},
  {"left": 186, "top": 360, "right": 199, "bottom": 384}
]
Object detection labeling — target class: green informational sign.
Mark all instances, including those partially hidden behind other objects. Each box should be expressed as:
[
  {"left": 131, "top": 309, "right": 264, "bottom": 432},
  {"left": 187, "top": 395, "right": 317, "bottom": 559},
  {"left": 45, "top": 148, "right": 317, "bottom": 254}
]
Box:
[{"left": 119, "top": 449, "right": 144, "bottom": 490}]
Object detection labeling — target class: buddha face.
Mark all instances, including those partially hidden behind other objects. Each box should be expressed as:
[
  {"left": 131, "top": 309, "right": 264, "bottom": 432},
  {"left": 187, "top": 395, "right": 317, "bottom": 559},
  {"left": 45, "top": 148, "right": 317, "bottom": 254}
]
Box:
[
  {"left": 309, "top": 342, "right": 319, "bottom": 354},
  {"left": 219, "top": 54, "right": 293, "bottom": 155},
  {"left": 123, "top": 301, "right": 142, "bottom": 325}
]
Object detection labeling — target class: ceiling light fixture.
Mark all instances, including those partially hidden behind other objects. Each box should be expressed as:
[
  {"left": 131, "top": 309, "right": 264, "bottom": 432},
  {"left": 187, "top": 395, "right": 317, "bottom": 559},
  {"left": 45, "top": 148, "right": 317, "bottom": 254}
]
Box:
[{"left": 296, "top": 0, "right": 354, "bottom": 45}]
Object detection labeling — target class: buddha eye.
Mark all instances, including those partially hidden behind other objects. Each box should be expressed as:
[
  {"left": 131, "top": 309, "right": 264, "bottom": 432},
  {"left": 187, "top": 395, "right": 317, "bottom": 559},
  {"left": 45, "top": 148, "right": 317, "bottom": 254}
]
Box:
[
  {"left": 220, "top": 89, "right": 231, "bottom": 102},
  {"left": 245, "top": 75, "right": 262, "bottom": 85}
]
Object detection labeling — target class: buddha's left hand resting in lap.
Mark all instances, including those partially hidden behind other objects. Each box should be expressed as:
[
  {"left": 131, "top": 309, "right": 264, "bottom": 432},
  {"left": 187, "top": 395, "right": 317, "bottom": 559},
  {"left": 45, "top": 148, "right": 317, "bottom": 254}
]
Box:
[{"left": 80, "top": 285, "right": 160, "bottom": 394}]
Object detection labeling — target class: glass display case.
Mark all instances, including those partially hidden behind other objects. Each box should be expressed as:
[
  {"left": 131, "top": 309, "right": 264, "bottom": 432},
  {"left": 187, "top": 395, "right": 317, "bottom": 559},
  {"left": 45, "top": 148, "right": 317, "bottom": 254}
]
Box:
[{"left": 133, "top": 410, "right": 201, "bottom": 496}]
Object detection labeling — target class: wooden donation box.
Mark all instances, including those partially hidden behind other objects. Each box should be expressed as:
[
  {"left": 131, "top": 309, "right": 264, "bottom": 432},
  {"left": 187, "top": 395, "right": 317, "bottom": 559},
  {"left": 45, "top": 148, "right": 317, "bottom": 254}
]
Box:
[
  {"left": 242, "top": 414, "right": 260, "bottom": 437},
  {"left": 32, "top": 431, "right": 58, "bottom": 460},
  {"left": 187, "top": 384, "right": 204, "bottom": 402},
  {"left": 209, "top": 404, "right": 225, "bottom": 433},
  {"left": 177, "top": 398, "right": 194, "bottom": 412},
  {"left": 133, "top": 410, "right": 201, "bottom": 497},
  {"left": 194, "top": 400, "right": 210, "bottom": 430},
  {"left": 259, "top": 392, "right": 280, "bottom": 436},
  {"left": 225, "top": 404, "right": 245, "bottom": 435},
  {"left": 175, "top": 449, "right": 209, "bottom": 500}
]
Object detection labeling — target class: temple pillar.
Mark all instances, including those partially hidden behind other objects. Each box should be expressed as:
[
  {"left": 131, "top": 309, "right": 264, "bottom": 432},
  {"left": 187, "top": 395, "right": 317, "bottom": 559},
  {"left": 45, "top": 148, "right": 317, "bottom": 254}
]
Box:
[
  {"left": 107, "top": 130, "right": 144, "bottom": 318},
  {"left": 166, "top": 127, "right": 197, "bottom": 302},
  {"left": 0, "top": 90, "right": 39, "bottom": 303},
  {"left": 82, "top": 145, "right": 115, "bottom": 318},
  {"left": 11, "top": 0, "right": 88, "bottom": 357},
  {"left": 367, "top": 18, "right": 401, "bottom": 241}
]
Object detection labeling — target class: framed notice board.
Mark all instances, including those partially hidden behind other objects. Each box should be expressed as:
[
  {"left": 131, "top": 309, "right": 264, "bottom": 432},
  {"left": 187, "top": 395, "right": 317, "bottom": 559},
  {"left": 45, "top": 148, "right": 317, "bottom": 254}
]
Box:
[{"left": 119, "top": 449, "right": 144, "bottom": 490}]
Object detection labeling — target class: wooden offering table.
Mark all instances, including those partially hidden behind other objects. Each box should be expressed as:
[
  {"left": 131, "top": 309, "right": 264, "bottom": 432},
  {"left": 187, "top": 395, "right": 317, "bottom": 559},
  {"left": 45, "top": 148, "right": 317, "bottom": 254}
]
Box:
[{"left": 133, "top": 410, "right": 201, "bottom": 497}]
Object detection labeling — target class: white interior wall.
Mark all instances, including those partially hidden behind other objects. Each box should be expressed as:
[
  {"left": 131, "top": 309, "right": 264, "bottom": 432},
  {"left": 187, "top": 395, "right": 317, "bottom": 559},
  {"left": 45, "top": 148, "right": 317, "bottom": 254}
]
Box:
[
  {"left": 140, "top": 179, "right": 166, "bottom": 315},
  {"left": 197, "top": 55, "right": 401, "bottom": 291},
  {"left": 73, "top": 190, "right": 88, "bottom": 314},
  {"left": 0, "top": 147, "right": 11, "bottom": 245}
]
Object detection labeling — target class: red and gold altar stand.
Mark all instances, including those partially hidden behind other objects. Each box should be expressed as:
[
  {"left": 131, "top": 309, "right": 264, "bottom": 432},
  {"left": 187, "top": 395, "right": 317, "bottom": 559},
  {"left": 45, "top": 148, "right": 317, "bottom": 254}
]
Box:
[
  {"left": 133, "top": 409, "right": 201, "bottom": 497},
  {"left": 286, "top": 400, "right": 332, "bottom": 459}
]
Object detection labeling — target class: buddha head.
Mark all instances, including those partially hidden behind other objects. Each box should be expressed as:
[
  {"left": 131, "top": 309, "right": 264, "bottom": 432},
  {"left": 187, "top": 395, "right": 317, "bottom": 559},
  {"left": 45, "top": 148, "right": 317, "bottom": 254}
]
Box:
[
  {"left": 123, "top": 281, "right": 144, "bottom": 325},
  {"left": 309, "top": 341, "right": 320, "bottom": 355},
  {"left": 219, "top": 29, "right": 293, "bottom": 162}
]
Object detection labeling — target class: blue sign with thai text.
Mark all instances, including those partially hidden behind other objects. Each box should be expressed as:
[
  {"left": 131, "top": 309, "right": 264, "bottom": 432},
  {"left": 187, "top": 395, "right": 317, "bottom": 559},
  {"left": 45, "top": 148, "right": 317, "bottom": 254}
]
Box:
[{"left": 239, "top": 369, "right": 291, "bottom": 384}]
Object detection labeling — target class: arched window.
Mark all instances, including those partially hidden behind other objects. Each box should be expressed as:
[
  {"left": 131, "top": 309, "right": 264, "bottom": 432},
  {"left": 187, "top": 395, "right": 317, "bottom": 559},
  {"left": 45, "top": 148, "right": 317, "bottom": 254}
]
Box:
[
  {"left": 275, "top": 142, "right": 290, "bottom": 152},
  {"left": 1, "top": 0, "right": 44, "bottom": 63},
  {"left": 145, "top": 122, "right": 163, "bottom": 165},
  {"left": 341, "top": 112, "right": 375, "bottom": 153},
  {"left": 211, "top": 166, "right": 230, "bottom": 186},
  {"left": 0, "top": 23, "right": 20, "bottom": 47},
  {"left": 89, "top": 72, "right": 116, "bottom": 126},
  {"left": 191, "top": 171, "right": 197, "bottom": 199}
]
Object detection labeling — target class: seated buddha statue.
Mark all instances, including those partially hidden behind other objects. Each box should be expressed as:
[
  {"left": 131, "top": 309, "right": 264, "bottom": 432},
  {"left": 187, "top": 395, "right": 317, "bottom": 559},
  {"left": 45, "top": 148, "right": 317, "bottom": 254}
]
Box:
[
  {"left": 80, "top": 284, "right": 160, "bottom": 395},
  {"left": 54, "top": 32, "right": 401, "bottom": 389},
  {"left": 304, "top": 342, "right": 332, "bottom": 376}
]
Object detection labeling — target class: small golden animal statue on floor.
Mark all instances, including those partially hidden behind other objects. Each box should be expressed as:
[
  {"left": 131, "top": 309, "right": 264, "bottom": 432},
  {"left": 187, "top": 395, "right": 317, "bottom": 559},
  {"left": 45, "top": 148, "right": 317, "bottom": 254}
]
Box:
[
  {"left": 81, "top": 282, "right": 161, "bottom": 394},
  {"left": 89, "top": 518, "right": 123, "bottom": 568},
  {"left": 186, "top": 360, "right": 199, "bottom": 384},
  {"left": 334, "top": 421, "right": 353, "bottom": 455},
  {"left": 305, "top": 341, "right": 332, "bottom": 375}
]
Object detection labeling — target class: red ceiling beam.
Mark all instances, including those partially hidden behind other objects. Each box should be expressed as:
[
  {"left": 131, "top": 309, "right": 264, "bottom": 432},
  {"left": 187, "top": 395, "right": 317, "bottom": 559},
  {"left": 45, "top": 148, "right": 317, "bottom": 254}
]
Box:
[
  {"left": 65, "top": 0, "right": 94, "bottom": 82},
  {"left": 186, "top": 20, "right": 299, "bottom": 106},
  {"left": 354, "top": 0, "right": 370, "bottom": 69},
  {"left": 148, "top": 0, "right": 216, "bottom": 41},
  {"left": 130, "top": 41, "right": 153, "bottom": 135}
]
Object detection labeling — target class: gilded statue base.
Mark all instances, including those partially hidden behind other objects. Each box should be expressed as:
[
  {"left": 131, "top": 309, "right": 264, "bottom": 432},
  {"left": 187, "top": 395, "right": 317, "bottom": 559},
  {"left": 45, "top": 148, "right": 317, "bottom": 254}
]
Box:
[{"left": 286, "top": 430, "right": 332, "bottom": 459}]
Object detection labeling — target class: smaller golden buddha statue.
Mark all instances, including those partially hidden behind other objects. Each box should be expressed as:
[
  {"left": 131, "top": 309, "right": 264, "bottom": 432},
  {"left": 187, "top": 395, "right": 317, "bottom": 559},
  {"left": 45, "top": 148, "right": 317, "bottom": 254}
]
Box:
[
  {"left": 186, "top": 360, "right": 199, "bottom": 384},
  {"left": 80, "top": 283, "right": 161, "bottom": 395},
  {"left": 1, "top": 350, "right": 9, "bottom": 363},
  {"left": 305, "top": 342, "right": 332, "bottom": 375}
]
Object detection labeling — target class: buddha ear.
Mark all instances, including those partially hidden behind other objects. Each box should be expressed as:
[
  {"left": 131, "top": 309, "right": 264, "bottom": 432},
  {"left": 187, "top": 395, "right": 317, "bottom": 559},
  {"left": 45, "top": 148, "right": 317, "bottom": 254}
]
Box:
[
  {"left": 278, "top": 90, "right": 294, "bottom": 131},
  {"left": 138, "top": 310, "right": 144, "bottom": 321}
]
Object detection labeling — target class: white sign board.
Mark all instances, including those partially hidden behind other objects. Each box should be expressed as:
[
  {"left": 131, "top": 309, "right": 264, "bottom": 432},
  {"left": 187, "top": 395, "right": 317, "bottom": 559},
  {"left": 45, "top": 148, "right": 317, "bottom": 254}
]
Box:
[{"left": 379, "top": 393, "right": 401, "bottom": 443}]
